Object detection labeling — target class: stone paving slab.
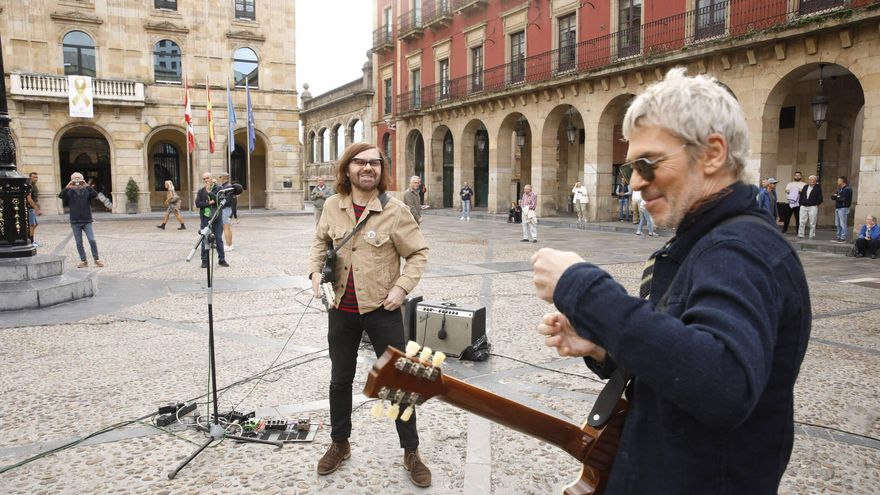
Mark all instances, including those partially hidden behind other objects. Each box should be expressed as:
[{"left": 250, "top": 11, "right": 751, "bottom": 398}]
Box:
[{"left": 1, "top": 213, "right": 878, "bottom": 494}]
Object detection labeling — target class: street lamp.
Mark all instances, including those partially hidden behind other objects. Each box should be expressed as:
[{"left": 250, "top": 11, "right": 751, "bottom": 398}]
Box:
[
  {"left": 444, "top": 136, "right": 452, "bottom": 154},
  {"left": 476, "top": 131, "right": 486, "bottom": 151},
  {"left": 811, "top": 64, "right": 829, "bottom": 180},
  {"left": 565, "top": 106, "right": 578, "bottom": 145},
  {"left": 516, "top": 116, "right": 527, "bottom": 149}
]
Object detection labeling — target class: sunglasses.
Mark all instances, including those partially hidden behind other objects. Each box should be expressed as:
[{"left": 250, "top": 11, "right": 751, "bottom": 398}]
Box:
[
  {"left": 622, "top": 143, "right": 689, "bottom": 182},
  {"left": 351, "top": 158, "right": 382, "bottom": 168}
]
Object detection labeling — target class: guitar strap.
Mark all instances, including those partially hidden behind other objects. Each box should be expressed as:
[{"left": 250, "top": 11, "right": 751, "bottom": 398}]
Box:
[{"left": 326, "top": 192, "right": 391, "bottom": 258}]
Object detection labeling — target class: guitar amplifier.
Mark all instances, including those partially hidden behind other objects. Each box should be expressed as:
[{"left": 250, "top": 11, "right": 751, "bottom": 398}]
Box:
[
  {"left": 401, "top": 294, "right": 423, "bottom": 343},
  {"left": 414, "top": 301, "right": 486, "bottom": 358}
]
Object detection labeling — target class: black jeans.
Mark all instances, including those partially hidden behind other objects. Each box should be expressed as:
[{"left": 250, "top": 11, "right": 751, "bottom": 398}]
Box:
[
  {"left": 855, "top": 238, "right": 880, "bottom": 256},
  {"left": 328, "top": 307, "right": 419, "bottom": 449},
  {"left": 199, "top": 215, "right": 225, "bottom": 262}
]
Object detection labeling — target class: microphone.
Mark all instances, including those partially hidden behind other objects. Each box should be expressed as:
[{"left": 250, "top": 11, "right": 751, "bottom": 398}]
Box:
[{"left": 217, "top": 183, "right": 243, "bottom": 195}]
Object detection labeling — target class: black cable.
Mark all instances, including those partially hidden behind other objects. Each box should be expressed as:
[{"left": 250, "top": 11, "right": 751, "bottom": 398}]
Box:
[
  {"left": 794, "top": 420, "right": 880, "bottom": 443},
  {"left": 489, "top": 351, "right": 605, "bottom": 384}
]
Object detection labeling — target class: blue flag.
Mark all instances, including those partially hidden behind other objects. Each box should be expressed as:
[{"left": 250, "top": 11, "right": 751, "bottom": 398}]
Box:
[
  {"left": 246, "top": 79, "right": 255, "bottom": 153},
  {"left": 226, "top": 79, "right": 237, "bottom": 152}
]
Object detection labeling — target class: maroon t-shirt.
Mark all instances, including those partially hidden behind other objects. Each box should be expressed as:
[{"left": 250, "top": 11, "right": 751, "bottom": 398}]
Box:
[{"left": 336, "top": 203, "right": 366, "bottom": 313}]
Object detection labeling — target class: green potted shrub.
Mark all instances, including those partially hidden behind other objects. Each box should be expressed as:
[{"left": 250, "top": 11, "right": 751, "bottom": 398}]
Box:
[{"left": 125, "top": 177, "right": 139, "bottom": 214}]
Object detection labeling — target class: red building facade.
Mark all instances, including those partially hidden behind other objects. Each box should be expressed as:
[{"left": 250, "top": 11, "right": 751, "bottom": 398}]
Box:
[{"left": 372, "top": 0, "right": 880, "bottom": 226}]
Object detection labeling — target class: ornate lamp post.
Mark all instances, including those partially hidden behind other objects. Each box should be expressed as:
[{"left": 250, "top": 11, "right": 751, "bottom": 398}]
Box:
[
  {"left": 565, "top": 105, "right": 578, "bottom": 145},
  {"left": 0, "top": 35, "right": 36, "bottom": 258},
  {"left": 811, "top": 64, "right": 829, "bottom": 181}
]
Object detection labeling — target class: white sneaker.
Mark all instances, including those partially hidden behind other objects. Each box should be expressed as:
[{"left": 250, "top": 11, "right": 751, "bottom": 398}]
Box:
[
  {"left": 466, "top": 217, "right": 470, "bottom": 221},
  {"left": 460, "top": 217, "right": 464, "bottom": 220},
  {"left": 226, "top": 245, "right": 235, "bottom": 251},
  {"left": 32, "top": 240, "right": 42, "bottom": 247}
]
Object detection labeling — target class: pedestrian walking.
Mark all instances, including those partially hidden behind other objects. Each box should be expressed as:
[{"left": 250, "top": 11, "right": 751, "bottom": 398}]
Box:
[
  {"left": 26, "top": 171, "right": 42, "bottom": 247},
  {"left": 157, "top": 180, "right": 186, "bottom": 230}
]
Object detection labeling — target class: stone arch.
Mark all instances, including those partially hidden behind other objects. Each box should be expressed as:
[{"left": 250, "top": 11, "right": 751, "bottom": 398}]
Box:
[
  {"left": 348, "top": 117, "right": 365, "bottom": 144},
  {"left": 539, "top": 104, "right": 585, "bottom": 216},
  {"left": 460, "top": 119, "right": 489, "bottom": 208},
  {"left": 594, "top": 93, "right": 636, "bottom": 221},
  {"left": 332, "top": 123, "right": 345, "bottom": 160},
  {"left": 404, "top": 129, "right": 425, "bottom": 195},
  {"left": 54, "top": 122, "right": 116, "bottom": 211},
  {"left": 496, "top": 112, "right": 532, "bottom": 213},
  {"left": 318, "top": 127, "right": 330, "bottom": 162},
  {"left": 144, "top": 124, "right": 188, "bottom": 210}
]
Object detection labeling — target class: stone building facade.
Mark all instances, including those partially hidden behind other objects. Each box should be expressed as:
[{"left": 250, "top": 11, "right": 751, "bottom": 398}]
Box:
[
  {"left": 372, "top": 0, "right": 880, "bottom": 230},
  {"left": 2, "top": 0, "right": 303, "bottom": 214},
  {"left": 300, "top": 55, "right": 374, "bottom": 199}
]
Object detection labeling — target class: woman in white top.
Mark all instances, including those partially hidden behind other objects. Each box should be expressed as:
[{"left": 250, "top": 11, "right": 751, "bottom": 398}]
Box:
[{"left": 572, "top": 181, "right": 589, "bottom": 222}]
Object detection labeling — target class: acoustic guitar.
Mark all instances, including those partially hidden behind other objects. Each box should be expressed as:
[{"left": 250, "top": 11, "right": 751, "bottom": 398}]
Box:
[{"left": 363, "top": 343, "right": 629, "bottom": 495}]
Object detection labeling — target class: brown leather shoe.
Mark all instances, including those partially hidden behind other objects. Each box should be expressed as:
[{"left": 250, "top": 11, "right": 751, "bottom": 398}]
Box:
[
  {"left": 317, "top": 440, "right": 350, "bottom": 475},
  {"left": 404, "top": 449, "right": 432, "bottom": 487}
]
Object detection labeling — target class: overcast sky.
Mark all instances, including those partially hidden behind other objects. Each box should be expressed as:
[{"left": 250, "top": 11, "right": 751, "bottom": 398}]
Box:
[{"left": 296, "top": 0, "right": 373, "bottom": 99}]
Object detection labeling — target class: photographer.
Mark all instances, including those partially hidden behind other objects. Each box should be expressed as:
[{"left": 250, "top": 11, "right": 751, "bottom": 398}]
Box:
[
  {"left": 57, "top": 172, "right": 103, "bottom": 268},
  {"left": 194, "top": 172, "right": 228, "bottom": 269}
]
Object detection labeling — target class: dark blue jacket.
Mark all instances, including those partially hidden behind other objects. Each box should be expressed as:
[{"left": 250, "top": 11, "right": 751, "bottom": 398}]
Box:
[
  {"left": 831, "top": 185, "right": 852, "bottom": 209},
  {"left": 195, "top": 185, "right": 220, "bottom": 219},
  {"left": 57, "top": 186, "right": 97, "bottom": 223},
  {"left": 554, "top": 181, "right": 811, "bottom": 494}
]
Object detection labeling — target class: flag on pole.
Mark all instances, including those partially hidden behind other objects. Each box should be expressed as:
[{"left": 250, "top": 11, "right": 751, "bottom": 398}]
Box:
[
  {"left": 184, "top": 77, "right": 196, "bottom": 154},
  {"left": 246, "top": 79, "right": 255, "bottom": 153},
  {"left": 226, "top": 79, "right": 236, "bottom": 152},
  {"left": 206, "top": 75, "right": 215, "bottom": 154}
]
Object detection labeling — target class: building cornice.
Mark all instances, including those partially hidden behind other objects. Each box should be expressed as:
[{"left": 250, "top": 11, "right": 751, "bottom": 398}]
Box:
[
  {"left": 144, "top": 21, "right": 190, "bottom": 35},
  {"left": 226, "top": 29, "right": 266, "bottom": 43},
  {"left": 50, "top": 10, "right": 103, "bottom": 25}
]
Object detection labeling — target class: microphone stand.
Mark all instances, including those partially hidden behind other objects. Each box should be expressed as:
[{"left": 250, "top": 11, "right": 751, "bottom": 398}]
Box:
[{"left": 170, "top": 193, "right": 281, "bottom": 480}]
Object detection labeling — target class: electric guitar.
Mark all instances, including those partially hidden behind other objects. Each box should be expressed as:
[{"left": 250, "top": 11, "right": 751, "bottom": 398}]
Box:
[
  {"left": 319, "top": 245, "right": 336, "bottom": 310},
  {"left": 364, "top": 343, "right": 629, "bottom": 495}
]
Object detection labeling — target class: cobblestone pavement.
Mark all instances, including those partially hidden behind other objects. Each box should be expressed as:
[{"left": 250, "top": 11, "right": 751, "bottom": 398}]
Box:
[{"left": 1, "top": 212, "right": 878, "bottom": 494}]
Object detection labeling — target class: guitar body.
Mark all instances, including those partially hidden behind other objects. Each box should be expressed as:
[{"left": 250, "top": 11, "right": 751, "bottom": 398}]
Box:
[{"left": 364, "top": 346, "right": 629, "bottom": 495}]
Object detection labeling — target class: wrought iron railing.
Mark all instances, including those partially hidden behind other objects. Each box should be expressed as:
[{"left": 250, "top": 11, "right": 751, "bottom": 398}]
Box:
[
  {"left": 423, "top": 0, "right": 453, "bottom": 26},
  {"left": 395, "top": 0, "right": 876, "bottom": 115},
  {"left": 399, "top": 9, "right": 423, "bottom": 37},
  {"left": 373, "top": 25, "right": 394, "bottom": 50}
]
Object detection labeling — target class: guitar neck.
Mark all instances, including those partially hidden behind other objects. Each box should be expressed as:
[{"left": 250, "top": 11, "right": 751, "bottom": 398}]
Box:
[{"left": 438, "top": 374, "right": 592, "bottom": 462}]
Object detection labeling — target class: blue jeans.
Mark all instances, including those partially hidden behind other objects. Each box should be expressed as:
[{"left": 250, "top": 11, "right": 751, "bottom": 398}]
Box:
[
  {"left": 835, "top": 207, "right": 850, "bottom": 240},
  {"left": 461, "top": 199, "right": 471, "bottom": 219},
  {"left": 637, "top": 208, "right": 654, "bottom": 234},
  {"left": 200, "top": 215, "right": 226, "bottom": 262},
  {"left": 618, "top": 198, "right": 630, "bottom": 220},
  {"left": 71, "top": 222, "right": 99, "bottom": 261}
]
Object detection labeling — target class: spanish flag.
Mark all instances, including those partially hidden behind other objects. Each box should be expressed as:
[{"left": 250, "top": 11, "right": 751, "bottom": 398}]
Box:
[{"left": 206, "top": 75, "right": 215, "bottom": 154}]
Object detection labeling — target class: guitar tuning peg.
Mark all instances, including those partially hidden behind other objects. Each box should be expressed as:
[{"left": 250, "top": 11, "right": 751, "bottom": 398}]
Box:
[
  {"left": 371, "top": 400, "right": 385, "bottom": 418},
  {"left": 432, "top": 351, "right": 446, "bottom": 368},
  {"left": 419, "top": 347, "right": 433, "bottom": 362},
  {"left": 385, "top": 402, "right": 400, "bottom": 420},
  {"left": 400, "top": 404, "right": 414, "bottom": 422},
  {"left": 405, "top": 341, "right": 421, "bottom": 357}
]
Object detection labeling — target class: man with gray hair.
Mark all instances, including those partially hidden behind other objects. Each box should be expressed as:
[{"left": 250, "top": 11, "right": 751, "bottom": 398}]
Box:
[
  {"left": 403, "top": 175, "right": 423, "bottom": 224},
  {"left": 798, "top": 174, "right": 823, "bottom": 239},
  {"left": 531, "top": 68, "right": 810, "bottom": 493},
  {"left": 57, "top": 172, "right": 104, "bottom": 268}
]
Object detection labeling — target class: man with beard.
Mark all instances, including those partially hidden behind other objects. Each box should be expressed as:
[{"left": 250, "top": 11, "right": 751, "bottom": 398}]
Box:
[
  {"left": 531, "top": 68, "right": 811, "bottom": 494},
  {"left": 308, "top": 143, "right": 431, "bottom": 487}
]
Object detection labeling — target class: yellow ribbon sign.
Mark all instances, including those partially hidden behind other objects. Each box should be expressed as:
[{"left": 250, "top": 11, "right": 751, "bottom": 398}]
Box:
[{"left": 68, "top": 75, "right": 94, "bottom": 118}]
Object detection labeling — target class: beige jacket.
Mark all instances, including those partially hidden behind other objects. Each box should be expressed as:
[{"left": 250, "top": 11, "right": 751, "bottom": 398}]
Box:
[{"left": 308, "top": 192, "right": 428, "bottom": 313}]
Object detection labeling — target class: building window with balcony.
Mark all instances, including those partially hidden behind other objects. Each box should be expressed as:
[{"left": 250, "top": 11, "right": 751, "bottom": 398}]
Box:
[
  {"left": 152, "top": 143, "right": 180, "bottom": 191},
  {"left": 235, "top": 0, "right": 255, "bottom": 20},
  {"left": 384, "top": 78, "right": 393, "bottom": 115},
  {"left": 63, "top": 31, "right": 96, "bottom": 77},
  {"left": 439, "top": 59, "right": 450, "bottom": 100},
  {"left": 154, "top": 40, "right": 182, "bottom": 84},
  {"left": 471, "top": 46, "right": 483, "bottom": 93},
  {"left": 557, "top": 13, "right": 577, "bottom": 72},
  {"left": 510, "top": 31, "right": 525, "bottom": 84},
  {"left": 617, "top": 0, "right": 642, "bottom": 58},
  {"left": 411, "top": 68, "right": 421, "bottom": 110},
  {"left": 154, "top": 0, "right": 177, "bottom": 10},
  {"left": 799, "top": 0, "right": 844, "bottom": 15},
  {"left": 695, "top": 0, "right": 727, "bottom": 40},
  {"left": 233, "top": 47, "right": 259, "bottom": 87}
]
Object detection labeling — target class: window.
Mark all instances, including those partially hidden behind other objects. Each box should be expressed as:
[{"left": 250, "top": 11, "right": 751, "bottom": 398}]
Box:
[
  {"left": 352, "top": 120, "right": 364, "bottom": 143},
  {"left": 231, "top": 145, "right": 249, "bottom": 189},
  {"left": 618, "top": 0, "right": 642, "bottom": 58},
  {"left": 384, "top": 78, "right": 392, "bottom": 115},
  {"left": 471, "top": 46, "right": 483, "bottom": 93},
  {"left": 154, "top": 40, "right": 182, "bottom": 84},
  {"left": 233, "top": 47, "right": 258, "bottom": 87},
  {"left": 779, "top": 106, "right": 796, "bottom": 130},
  {"left": 336, "top": 125, "right": 345, "bottom": 159},
  {"left": 235, "top": 0, "right": 256, "bottom": 20},
  {"left": 695, "top": 0, "right": 727, "bottom": 40},
  {"left": 510, "top": 31, "right": 525, "bottom": 84},
  {"left": 411, "top": 68, "right": 421, "bottom": 110},
  {"left": 439, "top": 59, "right": 449, "bottom": 100},
  {"left": 152, "top": 143, "right": 180, "bottom": 191},
  {"left": 154, "top": 0, "right": 177, "bottom": 10},
  {"left": 558, "top": 14, "right": 577, "bottom": 72},
  {"left": 321, "top": 128, "right": 330, "bottom": 162},
  {"left": 384, "top": 8, "right": 393, "bottom": 41},
  {"left": 63, "top": 31, "right": 96, "bottom": 77}
]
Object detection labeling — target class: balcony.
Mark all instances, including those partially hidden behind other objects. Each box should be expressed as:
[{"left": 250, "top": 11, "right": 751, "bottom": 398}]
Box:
[
  {"left": 452, "top": 0, "right": 488, "bottom": 14},
  {"left": 372, "top": 25, "right": 394, "bottom": 53},
  {"left": 393, "top": 0, "right": 879, "bottom": 113},
  {"left": 398, "top": 10, "right": 423, "bottom": 41},
  {"left": 9, "top": 73, "right": 145, "bottom": 106},
  {"left": 423, "top": 0, "right": 453, "bottom": 29}
]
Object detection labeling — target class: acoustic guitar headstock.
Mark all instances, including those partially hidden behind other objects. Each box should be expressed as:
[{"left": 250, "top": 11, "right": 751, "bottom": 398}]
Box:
[{"left": 363, "top": 341, "right": 447, "bottom": 422}]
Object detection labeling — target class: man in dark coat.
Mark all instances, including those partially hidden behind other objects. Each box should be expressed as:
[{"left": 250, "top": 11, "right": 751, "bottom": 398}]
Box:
[{"left": 57, "top": 172, "right": 103, "bottom": 268}]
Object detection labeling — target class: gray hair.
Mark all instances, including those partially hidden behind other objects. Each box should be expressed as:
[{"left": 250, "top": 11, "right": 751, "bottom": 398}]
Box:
[{"left": 622, "top": 67, "right": 749, "bottom": 179}]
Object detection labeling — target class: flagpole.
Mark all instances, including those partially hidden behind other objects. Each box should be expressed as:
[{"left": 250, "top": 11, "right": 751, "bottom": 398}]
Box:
[
  {"left": 206, "top": 78, "right": 211, "bottom": 178},
  {"left": 226, "top": 78, "right": 233, "bottom": 178},
  {"left": 246, "top": 140, "right": 252, "bottom": 212},
  {"left": 246, "top": 79, "right": 254, "bottom": 212}
]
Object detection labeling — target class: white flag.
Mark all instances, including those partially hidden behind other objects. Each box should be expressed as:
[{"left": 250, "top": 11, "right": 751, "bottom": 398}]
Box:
[{"left": 68, "top": 75, "right": 94, "bottom": 118}]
